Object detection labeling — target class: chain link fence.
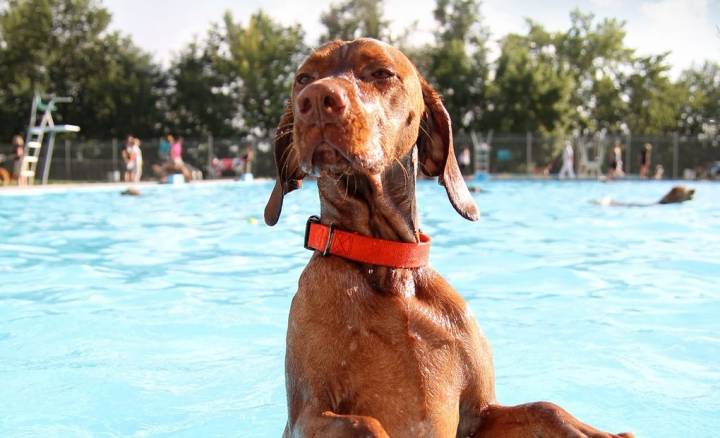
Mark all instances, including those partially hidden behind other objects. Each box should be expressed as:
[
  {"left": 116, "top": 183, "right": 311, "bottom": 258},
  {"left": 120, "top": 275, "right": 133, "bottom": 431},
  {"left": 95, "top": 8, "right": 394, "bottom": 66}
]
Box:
[
  {"left": 455, "top": 132, "right": 720, "bottom": 179},
  {"left": 1, "top": 132, "right": 718, "bottom": 183}
]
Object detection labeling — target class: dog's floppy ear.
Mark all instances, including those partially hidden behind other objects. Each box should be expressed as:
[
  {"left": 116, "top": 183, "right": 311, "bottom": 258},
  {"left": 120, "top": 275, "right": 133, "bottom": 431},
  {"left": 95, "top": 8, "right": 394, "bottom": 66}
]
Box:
[
  {"left": 417, "top": 77, "right": 479, "bottom": 221},
  {"left": 264, "top": 101, "right": 305, "bottom": 226}
]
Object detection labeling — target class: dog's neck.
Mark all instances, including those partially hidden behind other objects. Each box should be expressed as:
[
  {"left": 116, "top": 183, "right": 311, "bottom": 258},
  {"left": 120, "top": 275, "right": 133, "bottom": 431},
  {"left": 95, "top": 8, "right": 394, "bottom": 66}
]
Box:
[
  {"left": 317, "top": 148, "right": 419, "bottom": 244},
  {"left": 316, "top": 149, "right": 420, "bottom": 294}
]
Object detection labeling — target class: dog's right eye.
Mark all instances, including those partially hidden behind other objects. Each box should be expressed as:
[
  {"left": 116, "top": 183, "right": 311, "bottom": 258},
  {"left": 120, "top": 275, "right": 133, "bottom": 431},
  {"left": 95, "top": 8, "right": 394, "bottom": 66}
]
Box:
[
  {"left": 371, "top": 68, "right": 395, "bottom": 80},
  {"left": 296, "top": 74, "right": 313, "bottom": 86}
]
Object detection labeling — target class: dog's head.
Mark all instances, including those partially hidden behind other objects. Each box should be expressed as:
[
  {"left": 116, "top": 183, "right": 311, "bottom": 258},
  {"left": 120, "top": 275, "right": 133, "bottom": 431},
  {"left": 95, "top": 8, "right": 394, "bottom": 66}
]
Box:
[
  {"left": 659, "top": 185, "right": 695, "bottom": 204},
  {"left": 265, "top": 38, "right": 478, "bottom": 225}
]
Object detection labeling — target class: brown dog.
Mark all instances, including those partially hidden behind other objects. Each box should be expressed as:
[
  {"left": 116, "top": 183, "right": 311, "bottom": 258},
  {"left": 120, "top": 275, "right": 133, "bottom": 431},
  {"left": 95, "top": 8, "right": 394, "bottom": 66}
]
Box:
[
  {"left": 659, "top": 185, "right": 695, "bottom": 204},
  {"left": 594, "top": 185, "right": 695, "bottom": 207},
  {"left": 265, "top": 39, "right": 632, "bottom": 438}
]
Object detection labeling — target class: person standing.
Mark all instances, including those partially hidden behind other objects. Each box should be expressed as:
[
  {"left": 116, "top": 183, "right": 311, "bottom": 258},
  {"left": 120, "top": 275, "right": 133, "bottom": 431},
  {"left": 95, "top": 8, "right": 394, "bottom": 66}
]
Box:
[
  {"left": 170, "top": 136, "right": 192, "bottom": 181},
  {"left": 11, "top": 135, "right": 24, "bottom": 181},
  {"left": 639, "top": 143, "right": 653, "bottom": 178},
  {"left": 558, "top": 140, "right": 575, "bottom": 179},
  {"left": 458, "top": 145, "right": 471, "bottom": 176},
  {"left": 129, "top": 137, "right": 143, "bottom": 182},
  {"left": 241, "top": 144, "right": 254, "bottom": 176},
  {"left": 608, "top": 141, "right": 624, "bottom": 179},
  {"left": 158, "top": 134, "right": 172, "bottom": 163},
  {"left": 122, "top": 135, "right": 134, "bottom": 182},
  {"left": 171, "top": 136, "right": 183, "bottom": 164}
]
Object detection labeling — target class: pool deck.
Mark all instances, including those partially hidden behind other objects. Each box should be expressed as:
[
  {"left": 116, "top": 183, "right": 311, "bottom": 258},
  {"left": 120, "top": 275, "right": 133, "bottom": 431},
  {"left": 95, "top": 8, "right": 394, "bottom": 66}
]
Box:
[
  {"left": 0, "top": 178, "right": 268, "bottom": 196},
  {"left": 0, "top": 174, "right": 710, "bottom": 196}
]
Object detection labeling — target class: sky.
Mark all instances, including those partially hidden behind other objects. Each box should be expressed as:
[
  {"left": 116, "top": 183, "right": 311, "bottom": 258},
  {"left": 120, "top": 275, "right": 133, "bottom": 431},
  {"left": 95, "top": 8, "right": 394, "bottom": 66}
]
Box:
[{"left": 104, "top": 0, "right": 720, "bottom": 76}]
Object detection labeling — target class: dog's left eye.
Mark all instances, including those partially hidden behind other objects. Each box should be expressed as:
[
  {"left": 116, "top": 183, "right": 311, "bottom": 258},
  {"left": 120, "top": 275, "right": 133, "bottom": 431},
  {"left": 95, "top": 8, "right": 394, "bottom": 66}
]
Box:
[
  {"left": 371, "top": 69, "right": 395, "bottom": 80},
  {"left": 296, "top": 74, "right": 313, "bottom": 86}
]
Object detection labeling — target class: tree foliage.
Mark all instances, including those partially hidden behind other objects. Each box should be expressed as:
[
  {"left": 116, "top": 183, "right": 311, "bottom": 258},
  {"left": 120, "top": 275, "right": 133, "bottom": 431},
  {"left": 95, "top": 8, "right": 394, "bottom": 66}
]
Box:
[
  {"left": 624, "top": 54, "right": 683, "bottom": 135},
  {"left": 221, "top": 11, "right": 307, "bottom": 137},
  {"left": 676, "top": 62, "right": 720, "bottom": 137},
  {"left": 485, "top": 30, "right": 574, "bottom": 135},
  {"left": 320, "top": 0, "right": 389, "bottom": 42},
  {"left": 557, "top": 11, "right": 633, "bottom": 133},
  {"left": 0, "top": 0, "right": 716, "bottom": 143},
  {"left": 165, "top": 37, "right": 235, "bottom": 137},
  {"left": 420, "top": 0, "right": 489, "bottom": 132},
  {"left": 0, "top": 0, "right": 163, "bottom": 138}
]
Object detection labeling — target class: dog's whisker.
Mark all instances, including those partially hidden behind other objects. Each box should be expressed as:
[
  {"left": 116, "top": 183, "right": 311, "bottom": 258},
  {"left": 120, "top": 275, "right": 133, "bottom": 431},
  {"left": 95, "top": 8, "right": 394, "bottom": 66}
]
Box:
[
  {"left": 418, "top": 122, "right": 431, "bottom": 141},
  {"left": 281, "top": 151, "right": 295, "bottom": 177},
  {"left": 394, "top": 157, "right": 410, "bottom": 190},
  {"left": 343, "top": 174, "right": 350, "bottom": 200},
  {"left": 274, "top": 132, "right": 292, "bottom": 142}
]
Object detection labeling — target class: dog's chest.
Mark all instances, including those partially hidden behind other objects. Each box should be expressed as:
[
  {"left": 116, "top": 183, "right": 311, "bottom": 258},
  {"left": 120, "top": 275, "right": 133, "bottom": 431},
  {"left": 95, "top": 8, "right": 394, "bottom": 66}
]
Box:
[
  {"left": 329, "top": 293, "right": 465, "bottom": 434},
  {"left": 297, "top": 265, "right": 465, "bottom": 410},
  {"left": 298, "top": 260, "right": 464, "bottom": 364}
]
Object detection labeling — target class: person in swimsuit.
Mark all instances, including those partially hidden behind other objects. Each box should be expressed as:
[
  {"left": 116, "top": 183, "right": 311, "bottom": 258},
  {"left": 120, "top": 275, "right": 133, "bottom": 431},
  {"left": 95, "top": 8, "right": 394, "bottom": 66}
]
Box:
[
  {"left": 558, "top": 140, "right": 575, "bottom": 179},
  {"left": 11, "top": 135, "right": 24, "bottom": 181},
  {"left": 122, "top": 135, "right": 134, "bottom": 182},
  {"left": 639, "top": 143, "right": 652, "bottom": 178},
  {"left": 152, "top": 136, "right": 196, "bottom": 182},
  {"left": 129, "top": 137, "right": 143, "bottom": 183},
  {"left": 158, "top": 134, "right": 172, "bottom": 163},
  {"left": 458, "top": 145, "right": 471, "bottom": 176},
  {"left": 608, "top": 141, "right": 624, "bottom": 179}
]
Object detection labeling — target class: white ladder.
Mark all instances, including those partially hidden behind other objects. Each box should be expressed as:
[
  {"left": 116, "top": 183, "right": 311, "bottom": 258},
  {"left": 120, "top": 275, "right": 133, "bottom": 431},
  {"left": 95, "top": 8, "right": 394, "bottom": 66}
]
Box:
[
  {"left": 19, "top": 96, "right": 45, "bottom": 185},
  {"left": 471, "top": 130, "right": 492, "bottom": 175},
  {"left": 577, "top": 136, "right": 606, "bottom": 179},
  {"left": 19, "top": 95, "right": 79, "bottom": 185}
]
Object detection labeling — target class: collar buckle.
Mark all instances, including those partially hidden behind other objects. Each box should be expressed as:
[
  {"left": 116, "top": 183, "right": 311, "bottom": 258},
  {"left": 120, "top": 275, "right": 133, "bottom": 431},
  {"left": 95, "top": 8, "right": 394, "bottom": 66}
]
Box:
[
  {"left": 303, "top": 215, "right": 319, "bottom": 251},
  {"left": 304, "top": 215, "right": 335, "bottom": 257}
]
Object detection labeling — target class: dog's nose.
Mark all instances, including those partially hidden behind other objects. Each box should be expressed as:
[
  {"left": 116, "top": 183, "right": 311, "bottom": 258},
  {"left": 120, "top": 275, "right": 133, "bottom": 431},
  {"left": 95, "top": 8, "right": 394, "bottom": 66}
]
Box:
[{"left": 296, "top": 82, "right": 348, "bottom": 122}]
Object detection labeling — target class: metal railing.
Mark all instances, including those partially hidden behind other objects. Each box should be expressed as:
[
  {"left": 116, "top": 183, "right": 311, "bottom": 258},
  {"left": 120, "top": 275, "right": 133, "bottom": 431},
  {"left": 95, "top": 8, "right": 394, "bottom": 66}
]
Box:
[{"left": 0, "top": 132, "right": 718, "bottom": 183}]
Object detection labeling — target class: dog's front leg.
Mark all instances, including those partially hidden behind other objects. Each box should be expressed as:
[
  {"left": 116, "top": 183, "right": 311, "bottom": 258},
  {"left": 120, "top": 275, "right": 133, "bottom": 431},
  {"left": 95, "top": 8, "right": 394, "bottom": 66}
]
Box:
[
  {"left": 468, "top": 402, "right": 633, "bottom": 438},
  {"left": 286, "top": 409, "right": 389, "bottom": 438}
]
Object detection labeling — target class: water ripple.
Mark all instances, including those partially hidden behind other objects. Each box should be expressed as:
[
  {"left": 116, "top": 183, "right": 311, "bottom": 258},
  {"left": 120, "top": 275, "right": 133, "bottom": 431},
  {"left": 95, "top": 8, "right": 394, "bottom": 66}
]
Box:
[{"left": 0, "top": 180, "right": 718, "bottom": 437}]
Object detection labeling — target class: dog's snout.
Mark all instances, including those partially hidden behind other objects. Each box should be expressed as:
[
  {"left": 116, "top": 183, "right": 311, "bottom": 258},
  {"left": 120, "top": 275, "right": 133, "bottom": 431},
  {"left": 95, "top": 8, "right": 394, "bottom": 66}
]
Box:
[{"left": 296, "top": 82, "right": 348, "bottom": 121}]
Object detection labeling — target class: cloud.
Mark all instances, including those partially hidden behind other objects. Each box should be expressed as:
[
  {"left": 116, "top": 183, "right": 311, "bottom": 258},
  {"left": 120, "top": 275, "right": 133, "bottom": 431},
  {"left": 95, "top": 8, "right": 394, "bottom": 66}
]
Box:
[
  {"left": 628, "top": 0, "right": 719, "bottom": 73},
  {"left": 103, "top": 0, "right": 719, "bottom": 75},
  {"left": 262, "top": 0, "right": 329, "bottom": 43},
  {"left": 589, "top": 0, "right": 625, "bottom": 7}
]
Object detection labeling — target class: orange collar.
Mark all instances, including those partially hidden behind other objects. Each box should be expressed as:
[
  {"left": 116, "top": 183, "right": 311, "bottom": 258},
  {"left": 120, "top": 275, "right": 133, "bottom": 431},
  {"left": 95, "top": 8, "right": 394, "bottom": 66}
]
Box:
[{"left": 303, "top": 216, "right": 431, "bottom": 268}]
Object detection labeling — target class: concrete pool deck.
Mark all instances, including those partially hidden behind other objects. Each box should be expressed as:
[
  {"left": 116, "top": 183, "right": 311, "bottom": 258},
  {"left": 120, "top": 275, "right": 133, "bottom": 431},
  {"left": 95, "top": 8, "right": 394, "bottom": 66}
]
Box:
[
  {"left": 0, "top": 178, "right": 269, "bottom": 196},
  {"left": 0, "top": 174, "right": 710, "bottom": 197}
]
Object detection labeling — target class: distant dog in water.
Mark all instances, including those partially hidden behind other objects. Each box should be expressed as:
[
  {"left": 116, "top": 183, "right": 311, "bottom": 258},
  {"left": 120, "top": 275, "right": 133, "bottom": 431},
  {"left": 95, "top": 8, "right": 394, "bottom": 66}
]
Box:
[
  {"left": 121, "top": 188, "right": 141, "bottom": 196},
  {"left": 658, "top": 186, "right": 695, "bottom": 204},
  {"left": 594, "top": 185, "right": 695, "bottom": 207}
]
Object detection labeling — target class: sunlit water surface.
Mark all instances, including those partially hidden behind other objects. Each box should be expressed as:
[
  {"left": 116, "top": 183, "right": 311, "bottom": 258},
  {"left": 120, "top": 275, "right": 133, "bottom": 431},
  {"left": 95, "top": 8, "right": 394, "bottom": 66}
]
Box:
[{"left": 1, "top": 180, "right": 718, "bottom": 437}]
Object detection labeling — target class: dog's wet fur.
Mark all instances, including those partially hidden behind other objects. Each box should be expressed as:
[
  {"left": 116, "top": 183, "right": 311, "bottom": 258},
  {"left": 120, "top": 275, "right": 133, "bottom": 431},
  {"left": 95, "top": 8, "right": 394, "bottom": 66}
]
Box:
[{"left": 266, "top": 38, "right": 633, "bottom": 438}]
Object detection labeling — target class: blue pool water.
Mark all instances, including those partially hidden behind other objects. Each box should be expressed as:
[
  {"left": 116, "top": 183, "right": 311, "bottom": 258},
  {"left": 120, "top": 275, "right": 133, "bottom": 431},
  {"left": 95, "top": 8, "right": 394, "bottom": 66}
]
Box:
[{"left": 1, "top": 180, "right": 718, "bottom": 437}]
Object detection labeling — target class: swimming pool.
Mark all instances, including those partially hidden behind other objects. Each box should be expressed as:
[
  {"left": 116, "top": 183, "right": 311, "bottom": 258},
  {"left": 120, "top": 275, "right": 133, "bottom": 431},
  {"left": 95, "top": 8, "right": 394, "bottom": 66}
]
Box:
[{"left": 1, "top": 180, "right": 718, "bottom": 437}]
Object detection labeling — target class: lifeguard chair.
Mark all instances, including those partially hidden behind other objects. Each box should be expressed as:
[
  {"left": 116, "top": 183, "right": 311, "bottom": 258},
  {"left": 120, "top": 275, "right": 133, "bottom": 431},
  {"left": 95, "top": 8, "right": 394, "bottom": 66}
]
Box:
[
  {"left": 577, "top": 136, "right": 606, "bottom": 179},
  {"left": 19, "top": 94, "right": 80, "bottom": 185},
  {"left": 471, "top": 130, "right": 492, "bottom": 180}
]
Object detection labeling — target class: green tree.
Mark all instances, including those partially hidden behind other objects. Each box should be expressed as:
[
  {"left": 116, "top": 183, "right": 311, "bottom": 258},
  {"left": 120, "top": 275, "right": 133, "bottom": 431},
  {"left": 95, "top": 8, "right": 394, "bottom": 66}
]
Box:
[
  {"left": 220, "top": 11, "right": 306, "bottom": 137},
  {"left": 67, "top": 31, "right": 164, "bottom": 138},
  {"left": 0, "top": 0, "right": 163, "bottom": 139},
  {"left": 556, "top": 10, "right": 633, "bottom": 133},
  {"left": 485, "top": 27, "right": 575, "bottom": 135},
  {"left": 319, "top": 0, "right": 389, "bottom": 42},
  {"left": 165, "top": 36, "right": 236, "bottom": 137},
  {"left": 623, "top": 54, "right": 682, "bottom": 134},
  {"left": 676, "top": 62, "right": 720, "bottom": 137},
  {"left": 422, "top": 0, "right": 490, "bottom": 132}
]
